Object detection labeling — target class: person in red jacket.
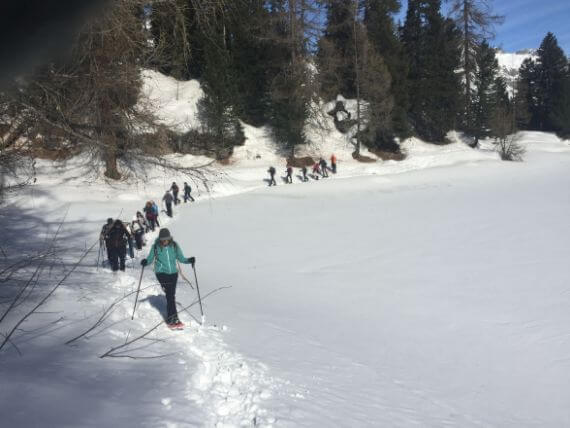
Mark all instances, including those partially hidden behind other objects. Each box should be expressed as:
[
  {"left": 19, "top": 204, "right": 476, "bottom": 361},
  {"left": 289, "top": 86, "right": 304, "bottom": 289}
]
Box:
[{"left": 331, "top": 153, "right": 337, "bottom": 174}]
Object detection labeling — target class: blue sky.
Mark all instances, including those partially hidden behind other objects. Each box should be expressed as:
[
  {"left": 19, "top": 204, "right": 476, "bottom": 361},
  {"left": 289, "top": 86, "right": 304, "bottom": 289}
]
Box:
[{"left": 394, "top": 0, "right": 570, "bottom": 54}]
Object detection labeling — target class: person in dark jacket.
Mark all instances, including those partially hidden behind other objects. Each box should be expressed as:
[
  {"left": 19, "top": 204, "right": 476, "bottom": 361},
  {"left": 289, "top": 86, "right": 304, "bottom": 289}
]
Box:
[
  {"left": 183, "top": 182, "right": 195, "bottom": 203},
  {"left": 301, "top": 166, "right": 308, "bottom": 182},
  {"left": 171, "top": 182, "right": 180, "bottom": 205},
  {"left": 162, "top": 191, "right": 174, "bottom": 217},
  {"left": 107, "top": 219, "right": 131, "bottom": 272},
  {"left": 286, "top": 165, "right": 293, "bottom": 183},
  {"left": 267, "top": 166, "right": 277, "bottom": 186},
  {"left": 100, "top": 218, "right": 114, "bottom": 264},
  {"left": 141, "top": 228, "right": 195, "bottom": 328},
  {"left": 319, "top": 158, "right": 328, "bottom": 177}
]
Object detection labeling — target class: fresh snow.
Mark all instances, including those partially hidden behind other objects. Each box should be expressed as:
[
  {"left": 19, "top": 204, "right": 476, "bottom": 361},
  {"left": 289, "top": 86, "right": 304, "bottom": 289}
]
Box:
[{"left": 2, "top": 68, "right": 570, "bottom": 427}]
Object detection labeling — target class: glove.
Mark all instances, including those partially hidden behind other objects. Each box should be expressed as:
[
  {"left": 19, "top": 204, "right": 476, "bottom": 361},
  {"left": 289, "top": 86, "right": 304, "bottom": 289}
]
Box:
[
  {"left": 141, "top": 259, "right": 148, "bottom": 267},
  {"left": 188, "top": 257, "right": 195, "bottom": 266}
]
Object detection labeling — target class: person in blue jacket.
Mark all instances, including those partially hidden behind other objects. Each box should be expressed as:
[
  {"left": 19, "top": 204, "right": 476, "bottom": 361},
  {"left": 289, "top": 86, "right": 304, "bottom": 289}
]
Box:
[{"left": 141, "top": 228, "right": 195, "bottom": 327}]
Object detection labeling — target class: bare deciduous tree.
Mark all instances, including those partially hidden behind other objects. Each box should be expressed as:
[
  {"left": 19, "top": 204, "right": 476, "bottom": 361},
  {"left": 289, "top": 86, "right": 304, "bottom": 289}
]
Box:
[{"left": 446, "top": 0, "right": 504, "bottom": 127}]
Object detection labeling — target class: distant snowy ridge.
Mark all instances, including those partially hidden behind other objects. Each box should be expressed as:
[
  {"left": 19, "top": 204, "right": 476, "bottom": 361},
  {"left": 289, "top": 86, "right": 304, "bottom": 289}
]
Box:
[{"left": 495, "top": 49, "right": 537, "bottom": 96}]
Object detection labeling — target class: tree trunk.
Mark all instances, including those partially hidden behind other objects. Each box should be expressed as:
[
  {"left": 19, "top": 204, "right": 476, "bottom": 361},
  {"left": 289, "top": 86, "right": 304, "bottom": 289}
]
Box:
[
  {"left": 463, "top": 0, "right": 471, "bottom": 124},
  {"left": 353, "top": 0, "right": 361, "bottom": 156},
  {"left": 103, "top": 135, "right": 121, "bottom": 180}
]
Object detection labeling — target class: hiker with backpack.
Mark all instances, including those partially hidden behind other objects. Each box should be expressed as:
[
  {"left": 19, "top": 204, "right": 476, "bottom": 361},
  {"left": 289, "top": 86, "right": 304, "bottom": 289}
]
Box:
[
  {"left": 267, "top": 166, "right": 277, "bottom": 186},
  {"left": 136, "top": 211, "right": 149, "bottom": 233},
  {"left": 312, "top": 162, "right": 321, "bottom": 179},
  {"left": 107, "top": 219, "right": 131, "bottom": 272},
  {"left": 143, "top": 201, "right": 158, "bottom": 231},
  {"left": 319, "top": 158, "right": 329, "bottom": 177},
  {"left": 163, "top": 191, "right": 174, "bottom": 217},
  {"left": 331, "top": 154, "right": 337, "bottom": 174},
  {"left": 152, "top": 201, "right": 160, "bottom": 226},
  {"left": 131, "top": 216, "right": 146, "bottom": 250},
  {"left": 100, "top": 218, "right": 113, "bottom": 264},
  {"left": 286, "top": 164, "right": 293, "bottom": 184},
  {"left": 140, "top": 228, "right": 195, "bottom": 329},
  {"left": 301, "top": 166, "right": 308, "bottom": 182},
  {"left": 171, "top": 182, "right": 180, "bottom": 205},
  {"left": 183, "top": 182, "right": 195, "bottom": 203}
]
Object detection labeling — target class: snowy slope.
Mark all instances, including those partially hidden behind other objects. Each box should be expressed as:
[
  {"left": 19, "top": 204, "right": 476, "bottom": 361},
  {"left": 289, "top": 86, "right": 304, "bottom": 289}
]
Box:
[
  {"left": 2, "top": 132, "right": 570, "bottom": 427},
  {"left": 2, "top": 66, "right": 570, "bottom": 427}
]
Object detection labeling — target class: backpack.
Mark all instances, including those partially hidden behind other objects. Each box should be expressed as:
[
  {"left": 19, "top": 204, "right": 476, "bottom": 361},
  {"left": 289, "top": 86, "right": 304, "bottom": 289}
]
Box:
[{"left": 108, "top": 225, "right": 127, "bottom": 248}]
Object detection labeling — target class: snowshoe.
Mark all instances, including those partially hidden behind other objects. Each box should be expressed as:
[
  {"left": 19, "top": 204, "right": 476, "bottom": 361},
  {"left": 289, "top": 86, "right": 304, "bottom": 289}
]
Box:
[{"left": 167, "top": 321, "right": 184, "bottom": 330}]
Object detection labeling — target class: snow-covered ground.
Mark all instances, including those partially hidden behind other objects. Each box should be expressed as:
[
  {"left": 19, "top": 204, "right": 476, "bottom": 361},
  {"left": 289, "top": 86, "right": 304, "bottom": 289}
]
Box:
[{"left": 1, "top": 129, "right": 570, "bottom": 427}]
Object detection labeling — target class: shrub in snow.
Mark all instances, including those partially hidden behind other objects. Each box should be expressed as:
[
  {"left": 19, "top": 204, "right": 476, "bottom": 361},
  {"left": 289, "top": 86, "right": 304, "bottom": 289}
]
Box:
[{"left": 494, "top": 135, "right": 526, "bottom": 162}]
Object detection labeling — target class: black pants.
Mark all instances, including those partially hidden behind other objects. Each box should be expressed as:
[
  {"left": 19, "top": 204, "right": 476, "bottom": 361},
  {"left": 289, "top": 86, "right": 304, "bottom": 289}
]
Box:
[
  {"left": 108, "top": 246, "right": 126, "bottom": 271},
  {"left": 146, "top": 215, "right": 157, "bottom": 231},
  {"left": 173, "top": 191, "right": 179, "bottom": 205},
  {"left": 332, "top": 163, "right": 337, "bottom": 174},
  {"left": 105, "top": 239, "right": 112, "bottom": 263},
  {"left": 127, "top": 237, "right": 134, "bottom": 259},
  {"left": 286, "top": 174, "right": 292, "bottom": 183},
  {"left": 269, "top": 175, "right": 276, "bottom": 186},
  {"left": 156, "top": 273, "right": 179, "bottom": 323},
  {"left": 165, "top": 202, "right": 173, "bottom": 217},
  {"left": 184, "top": 191, "right": 195, "bottom": 202},
  {"left": 134, "top": 230, "right": 144, "bottom": 250}
]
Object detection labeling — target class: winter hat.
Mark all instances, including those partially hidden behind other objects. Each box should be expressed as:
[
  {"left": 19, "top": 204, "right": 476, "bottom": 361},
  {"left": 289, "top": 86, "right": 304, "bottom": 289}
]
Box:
[{"left": 158, "top": 228, "right": 172, "bottom": 241}]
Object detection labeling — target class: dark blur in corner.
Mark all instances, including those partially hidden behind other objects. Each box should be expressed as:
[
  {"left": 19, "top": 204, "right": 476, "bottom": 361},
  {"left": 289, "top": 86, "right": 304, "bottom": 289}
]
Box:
[{"left": 0, "top": 0, "right": 111, "bottom": 90}]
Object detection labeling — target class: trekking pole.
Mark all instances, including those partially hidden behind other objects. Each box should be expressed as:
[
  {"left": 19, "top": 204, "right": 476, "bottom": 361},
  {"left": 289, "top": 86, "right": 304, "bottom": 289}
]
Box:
[
  {"left": 177, "top": 261, "right": 194, "bottom": 289},
  {"left": 131, "top": 265, "right": 145, "bottom": 320},
  {"left": 192, "top": 263, "right": 205, "bottom": 325},
  {"left": 96, "top": 241, "right": 102, "bottom": 270}
]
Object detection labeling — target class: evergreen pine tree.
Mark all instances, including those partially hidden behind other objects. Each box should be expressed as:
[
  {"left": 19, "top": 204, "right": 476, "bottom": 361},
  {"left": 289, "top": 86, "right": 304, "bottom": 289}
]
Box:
[
  {"left": 471, "top": 41, "right": 498, "bottom": 145},
  {"left": 317, "top": 0, "right": 358, "bottom": 99},
  {"left": 517, "top": 57, "right": 538, "bottom": 129},
  {"left": 534, "top": 32, "right": 568, "bottom": 131},
  {"left": 267, "top": 0, "right": 315, "bottom": 156},
  {"left": 229, "top": 1, "right": 273, "bottom": 126},
  {"left": 193, "top": 3, "right": 244, "bottom": 156},
  {"left": 402, "top": 0, "right": 462, "bottom": 142},
  {"left": 363, "top": 0, "right": 411, "bottom": 138},
  {"left": 550, "top": 72, "right": 570, "bottom": 139},
  {"left": 446, "top": 0, "right": 504, "bottom": 131},
  {"left": 358, "top": 35, "right": 395, "bottom": 151}
]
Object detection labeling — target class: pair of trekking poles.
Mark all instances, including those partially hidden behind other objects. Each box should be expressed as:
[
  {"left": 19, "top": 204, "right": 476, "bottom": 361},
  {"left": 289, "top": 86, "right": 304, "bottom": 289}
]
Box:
[{"left": 131, "top": 262, "right": 205, "bottom": 325}]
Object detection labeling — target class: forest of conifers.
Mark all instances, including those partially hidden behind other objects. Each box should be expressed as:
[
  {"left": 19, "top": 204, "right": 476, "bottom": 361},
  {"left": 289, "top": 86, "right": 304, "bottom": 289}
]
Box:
[{"left": 1, "top": 0, "right": 569, "bottom": 181}]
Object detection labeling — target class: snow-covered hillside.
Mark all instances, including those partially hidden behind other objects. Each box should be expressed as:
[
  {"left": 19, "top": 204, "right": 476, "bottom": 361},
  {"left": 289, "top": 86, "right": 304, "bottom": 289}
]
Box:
[
  {"left": 2, "top": 67, "right": 570, "bottom": 427},
  {"left": 1, "top": 131, "right": 570, "bottom": 427}
]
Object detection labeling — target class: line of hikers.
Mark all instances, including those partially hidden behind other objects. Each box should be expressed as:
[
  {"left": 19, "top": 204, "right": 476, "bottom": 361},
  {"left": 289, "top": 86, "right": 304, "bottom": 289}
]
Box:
[
  {"left": 98, "top": 186, "right": 196, "bottom": 329},
  {"left": 160, "top": 181, "right": 196, "bottom": 218},
  {"left": 99, "top": 182, "right": 196, "bottom": 272},
  {"left": 268, "top": 154, "right": 337, "bottom": 186}
]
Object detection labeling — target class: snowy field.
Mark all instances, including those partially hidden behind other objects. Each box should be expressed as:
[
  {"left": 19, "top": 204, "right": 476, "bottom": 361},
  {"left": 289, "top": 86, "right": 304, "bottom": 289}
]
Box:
[{"left": 1, "top": 131, "right": 570, "bottom": 427}]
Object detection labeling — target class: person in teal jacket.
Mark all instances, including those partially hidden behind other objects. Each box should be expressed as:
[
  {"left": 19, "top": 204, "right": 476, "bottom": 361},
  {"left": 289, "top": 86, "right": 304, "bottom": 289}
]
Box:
[{"left": 141, "top": 228, "right": 195, "bottom": 327}]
